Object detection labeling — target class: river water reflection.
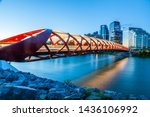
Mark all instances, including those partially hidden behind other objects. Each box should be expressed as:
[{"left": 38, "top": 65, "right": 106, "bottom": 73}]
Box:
[
  {"left": 74, "top": 58, "right": 129, "bottom": 90},
  {"left": 11, "top": 54, "right": 150, "bottom": 97}
]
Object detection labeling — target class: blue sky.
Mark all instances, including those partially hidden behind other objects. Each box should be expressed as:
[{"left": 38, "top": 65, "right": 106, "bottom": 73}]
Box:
[{"left": 0, "top": 0, "right": 150, "bottom": 39}]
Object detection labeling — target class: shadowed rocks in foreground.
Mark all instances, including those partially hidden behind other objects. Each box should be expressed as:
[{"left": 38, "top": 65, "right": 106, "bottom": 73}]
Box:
[{"left": 0, "top": 70, "right": 149, "bottom": 100}]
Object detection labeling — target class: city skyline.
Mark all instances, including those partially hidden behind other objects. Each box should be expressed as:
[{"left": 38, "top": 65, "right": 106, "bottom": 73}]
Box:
[{"left": 0, "top": 0, "right": 150, "bottom": 39}]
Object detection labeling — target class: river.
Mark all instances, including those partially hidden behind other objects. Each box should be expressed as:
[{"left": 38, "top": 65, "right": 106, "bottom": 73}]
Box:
[{"left": 11, "top": 54, "right": 150, "bottom": 97}]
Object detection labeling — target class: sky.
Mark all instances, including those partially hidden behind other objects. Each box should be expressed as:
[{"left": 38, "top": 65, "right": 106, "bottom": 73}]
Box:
[{"left": 0, "top": 0, "right": 150, "bottom": 39}]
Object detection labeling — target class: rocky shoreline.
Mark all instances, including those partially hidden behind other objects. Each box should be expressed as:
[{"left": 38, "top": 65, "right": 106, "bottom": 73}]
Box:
[{"left": 0, "top": 69, "right": 149, "bottom": 100}]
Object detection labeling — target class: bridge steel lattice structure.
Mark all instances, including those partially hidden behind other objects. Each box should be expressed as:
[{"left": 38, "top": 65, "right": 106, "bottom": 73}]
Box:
[{"left": 0, "top": 29, "right": 129, "bottom": 62}]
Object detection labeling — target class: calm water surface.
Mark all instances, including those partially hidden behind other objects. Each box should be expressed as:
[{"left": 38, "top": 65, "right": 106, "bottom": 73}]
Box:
[{"left": 11, "top": 54, "right": 150, "bottom": 97}]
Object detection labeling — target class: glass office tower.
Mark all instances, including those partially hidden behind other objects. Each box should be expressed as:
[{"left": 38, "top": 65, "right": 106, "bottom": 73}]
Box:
[
  {"left": 109, "top": 21, "right": 122, "bottom": 44},
  {"left": 100, "top": 25, "right": 109, "bottom": 40}
]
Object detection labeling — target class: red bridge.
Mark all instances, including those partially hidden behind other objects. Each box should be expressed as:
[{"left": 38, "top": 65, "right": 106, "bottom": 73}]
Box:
[{"left": 0, "top": 29, "right": 129, "bottom": 62}]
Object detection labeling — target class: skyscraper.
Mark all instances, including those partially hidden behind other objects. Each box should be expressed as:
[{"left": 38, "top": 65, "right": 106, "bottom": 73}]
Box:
[
  {"left": 100, "top": 25, "right": 109, "bottom": 40},
  {"left": 109, "top": 21, "right": 122, "bottom": 44},
  {"left": 123, "top": 27, "right": 150, "bottom": 49}
]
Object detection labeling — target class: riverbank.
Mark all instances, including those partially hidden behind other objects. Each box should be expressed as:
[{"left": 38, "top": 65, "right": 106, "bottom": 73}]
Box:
[
  {"left": 131, "top": 50, "right": 150, "bottom": 57},
  {"left": 0, "top": 69, "right": 149, "bottom": 100}
]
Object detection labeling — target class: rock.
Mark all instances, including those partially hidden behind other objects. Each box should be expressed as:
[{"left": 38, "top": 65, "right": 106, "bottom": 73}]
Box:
[
  {"left": 64, "top": 93, "right": 83, "bottom": 100},
  {"left": 13, "top": 79, "right": 28, "bottom": 86},
  {"left": 85, "top": 92, "right": 101, "bottom": 100},
  {"left": 90, "top": 88, "right": 101, "bottom": 93},
  {"left": 52, "top": 81, "right": 65, "bottom": 88},
  {"left": 129, "top": 94, "right": 137, "bottom": 100},
  {"left": 36, "top": 90, "right": 48, "bottom": 100},
  {"left": 0, "top": 70, "right": 20, "bottom": 82},
  {"left": 104, "top": 90, "right": 116, "bottom": 95},
  {"left": 49, "top": 88, "right": 68, "bottom": 95},
  {"left": 129, "top": 96, "right": 137, "bottom": 100},
  {"left": 112, "top": 93, "right": 126, "bottom": 100},
  {"left": 102, "top": 90, "right": 116, "bottom": 99},
  {"left": 28, "top": 78, "right": 54, "bottom": 90},
  {"left": 49, "top": 88, "right": 65, "bottom": 92},
  {"left": 74, "top": 88, "right": 85, "bottom": 93},
  {"left": 6, "top": 73, "right": 19, "bottom": 82},
  {"left": 64, "top": 88, "right": 86, "bottom": 100},
  {"left": 21, "top": 72, "right": 37, "bottom": 81},
  {"left": 0, "top": 69, "right": 150, "bottom": 100},
  {"left": 0, "top": 79, "right": 6, "bottom": 85},
  {"left": 0, "top": 85, "right": 37, "bottom": 100},
  {"left": 47, "top": 92, "right": 65, "bottom": 100},
  {"left": 137, "top": 95, "right": 149, "bottom": 100},
  {"left": 86, "top": 95, "right": 101, "bottom": 100},
  {"left": 47, "top": 87, "right": 69, "bottom": 100},
  {"left": 39, "top": 93, "right": 47, "bottom": 100}
]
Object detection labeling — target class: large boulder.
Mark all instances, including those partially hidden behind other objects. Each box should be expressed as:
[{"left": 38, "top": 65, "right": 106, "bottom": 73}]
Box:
[
  {"left": 0, "top": 85, "right": 37, "bottom": 100},
  {"left": 0, "top": 70, "right": 19, "bottom": 82},
  {"left": 36, "top": 89, "right": 48, "bottom": 100},
  {"left": 47, "top": 87, "right": 68, "bottom": 100},
  {"left": 28, "top": 78, "right": 55, "bottom": 90},
  {"left": 64, "top": 88, "right": 86, "bottom": 100}
]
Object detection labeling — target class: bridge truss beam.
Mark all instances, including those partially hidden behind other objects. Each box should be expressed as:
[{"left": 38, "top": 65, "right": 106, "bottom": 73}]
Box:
[{"left": 0, "top": 29, "right": 129, "bottom": 62}]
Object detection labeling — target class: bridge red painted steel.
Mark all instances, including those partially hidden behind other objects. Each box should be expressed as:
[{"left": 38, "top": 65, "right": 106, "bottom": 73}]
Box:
[{"left": 0, "top": 29, "right": 129, "bottom": 62}]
